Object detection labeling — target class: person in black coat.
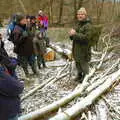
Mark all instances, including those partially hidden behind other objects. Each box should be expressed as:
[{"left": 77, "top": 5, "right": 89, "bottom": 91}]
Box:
[
  {"left": 0, "top": 64, "right": 24, "bottom": 120},
  {"left": 12, "top": 15, "right": 38, "bottom": 77}
]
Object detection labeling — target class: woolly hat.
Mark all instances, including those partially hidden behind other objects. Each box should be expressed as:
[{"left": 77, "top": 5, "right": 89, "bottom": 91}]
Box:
[
  {"left": 38, "top": 10, "right": 43, "bottom": 14},
  {"left": 77, "top": 7, "right": 87, "bottom": 15},
  {"left": 16, "top": 14, "right": 25, "bottom": 23}
]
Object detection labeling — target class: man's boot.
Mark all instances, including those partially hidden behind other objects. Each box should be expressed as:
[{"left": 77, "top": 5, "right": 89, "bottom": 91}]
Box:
[
  {"left": 38, "top": 63, "right": 41, "bottom": 69},
  {"left": 79, "top": 73, "right": 85, "bottom": 83},
  {"left": 42, "top": 60, "right": 47, "bottom": 68},
  {"left": 74, "top": 73, "right": 83, "bottom": 83}
]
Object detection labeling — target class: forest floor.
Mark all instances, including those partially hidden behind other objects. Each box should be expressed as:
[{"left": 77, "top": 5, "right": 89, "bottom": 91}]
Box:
[{"left": 1, "top": 27, "right": 120, "bottom": 120}]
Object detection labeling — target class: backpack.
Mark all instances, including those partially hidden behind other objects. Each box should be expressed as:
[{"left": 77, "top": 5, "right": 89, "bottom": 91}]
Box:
[
  {"left": 7, "top": 14, "right": 18, "bottom": 41},
  {"left": 89, "top": 25, "right": 102, "bottom": 47},
  {"left": 7, "top": 21, "right": 16, "bottom": 41}
]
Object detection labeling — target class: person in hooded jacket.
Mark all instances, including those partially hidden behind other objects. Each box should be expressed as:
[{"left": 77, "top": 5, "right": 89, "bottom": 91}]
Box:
[
  {"left": 12, "top": 14, "right": 38, "bottom": 77},
  {"left": 0, "top": 63, "right": 24, "bottom": 120}
]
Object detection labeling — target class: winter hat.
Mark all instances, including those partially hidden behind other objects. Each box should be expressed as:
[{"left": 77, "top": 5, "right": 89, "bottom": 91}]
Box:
[
  {"left": 16, "top": 14, "right": 25, "bottom": 24},
  {"left": 38, "top": 10, "right": 43, "bottom": 15},
  {"left": 77, "top": 7, "right": 87, "bottom": 15}
]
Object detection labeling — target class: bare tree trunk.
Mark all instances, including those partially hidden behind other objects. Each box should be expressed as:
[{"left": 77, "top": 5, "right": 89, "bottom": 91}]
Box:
[
  {"left": 58, "top": 0, "right": 64, "bottom": 24},
  {"left": 73, "top": 0, "right": 77, "bottom": 21},
  {"left": 18, "top": 0, "right": 27, "bottom": 14},
  {"left": 115, "top": 0, "right": 120, "bottom": 18},
  {"left": 109, "top": 0, "right": 116, "bottom": 22},
  {"left": 96, "top": 0, "right": 105, "bottom": 24},
  {"left": 78, "top": 0, "right": 84, "bottom": 9},
  {"left": 49, "top": 0, "right": 54, "bottom": 24}
]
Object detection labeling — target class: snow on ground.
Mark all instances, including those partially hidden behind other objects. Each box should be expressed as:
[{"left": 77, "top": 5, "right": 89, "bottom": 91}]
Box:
[{"left": 1, "top": 27, "right": 120, "bottom": 120}]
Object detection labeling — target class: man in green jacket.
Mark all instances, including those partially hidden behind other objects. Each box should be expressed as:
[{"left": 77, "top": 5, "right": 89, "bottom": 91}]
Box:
[{"left": 69, "top": 7, "right": 92, "bottom": 83}]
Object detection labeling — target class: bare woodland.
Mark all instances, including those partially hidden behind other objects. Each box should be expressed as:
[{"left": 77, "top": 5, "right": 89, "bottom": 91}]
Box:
[
  {"left": 0, "top": 0, "right": 120, "bottom": 120},
  {"left": 0, "top": 0, "right": 120, "bottom": 25}
]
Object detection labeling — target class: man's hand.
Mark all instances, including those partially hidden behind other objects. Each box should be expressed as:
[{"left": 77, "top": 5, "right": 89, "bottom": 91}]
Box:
[{"left": 69, "top": 29, "right": 76, "bottom": 36}]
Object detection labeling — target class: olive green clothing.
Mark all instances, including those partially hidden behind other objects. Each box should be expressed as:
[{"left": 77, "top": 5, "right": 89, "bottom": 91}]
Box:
[
  {"left": 70, "top": 19, "right": 92, "bottom": 75},
  {"left": 33, "top": 31, "right": 47, "bottom": 55}
]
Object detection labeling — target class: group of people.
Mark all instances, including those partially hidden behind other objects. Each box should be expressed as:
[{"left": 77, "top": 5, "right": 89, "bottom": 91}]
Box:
[
  {"left": 0, "top": 7, "right": 95, "bottom": 120},
  {"left": 7, "top": 10, "right": 49, "bottom": 77},
  {"left": 0, "top": 10, "right": 49, "bottom": 120}
]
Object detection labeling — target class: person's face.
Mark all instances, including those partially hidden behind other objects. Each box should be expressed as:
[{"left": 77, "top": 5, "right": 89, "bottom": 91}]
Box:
[
  {"left": 27, "top": 18, "right": 30, "bottom": 22},
  {"left": 20, "top": 18, "right": 27, "bottom": 25},
  {"left": 77, "top": 12, "right": 87, "bottom": 21},
  {"left": 39, "top": 12, "right": 43, "bottom": 16},
  {"left": 31, "top": 19, "right": 35, "bottom": 23}
]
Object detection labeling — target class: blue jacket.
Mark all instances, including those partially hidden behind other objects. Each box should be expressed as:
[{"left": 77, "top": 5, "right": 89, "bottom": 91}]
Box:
[{"left": 0, "top": 67, "right": 24, "bottom": 120}]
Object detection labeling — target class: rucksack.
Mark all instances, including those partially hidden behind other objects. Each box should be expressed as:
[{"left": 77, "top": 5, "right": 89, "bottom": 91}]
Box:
[
  {"left": 7, "top": 14, "right": 18, "bottom": 41},
  {"left": 7, "top": 21, "right": 16, "bottom": 41},
  {"left": 89, "top": 25, "right": 102, "bottom": 47}
]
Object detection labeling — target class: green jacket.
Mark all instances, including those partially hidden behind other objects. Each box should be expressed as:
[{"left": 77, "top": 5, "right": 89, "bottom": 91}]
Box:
[
  {"left": 33, "top": 30, "right": 46, "bottom": 55},
  {"left": 70, "top": 19, "right": 92, "bottom": 62}
]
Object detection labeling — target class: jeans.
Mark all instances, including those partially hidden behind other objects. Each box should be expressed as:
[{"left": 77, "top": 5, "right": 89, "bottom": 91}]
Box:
[{"left": 8, "top": 115, "right": 18, "bottom": 120}]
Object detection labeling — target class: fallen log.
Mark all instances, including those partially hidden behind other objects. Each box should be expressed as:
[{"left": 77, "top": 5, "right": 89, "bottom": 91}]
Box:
[
  {"left": 49, "top": 69, "right": 120, "bottom": 120},
  {"left": 49, "top": 42, "right": 72, "bottom": 60}
]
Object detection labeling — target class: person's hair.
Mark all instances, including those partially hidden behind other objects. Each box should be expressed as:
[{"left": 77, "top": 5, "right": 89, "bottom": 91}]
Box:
[{"left": 77, "top": 7, "right": 87, "bottom": 15}]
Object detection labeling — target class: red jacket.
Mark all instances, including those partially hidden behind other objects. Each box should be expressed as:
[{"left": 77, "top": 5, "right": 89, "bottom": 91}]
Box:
[{"left": 37, "top": 15, "right": 48, "bottom": 28}]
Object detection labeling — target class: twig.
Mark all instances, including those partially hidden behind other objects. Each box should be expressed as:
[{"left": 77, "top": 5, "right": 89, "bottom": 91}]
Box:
[{"left": 103, "top": 96, "right": 120, "bottom": 117}]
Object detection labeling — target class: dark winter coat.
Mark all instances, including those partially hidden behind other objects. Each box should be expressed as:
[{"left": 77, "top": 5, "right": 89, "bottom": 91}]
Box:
[
  {"left": 0, "top": 66, "right": 24, "bottom": 120},
  {"left": 70, "top": 19, "right": 92, "bottom": 62},
  {"left": 12, "top": 24, "right": 34, "bottom": 56}
]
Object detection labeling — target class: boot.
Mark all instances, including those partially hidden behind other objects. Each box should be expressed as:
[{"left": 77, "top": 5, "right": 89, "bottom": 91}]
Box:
[
  {"left": 43, "top": 63, "right": 47, "bottom": 68},
  {"left": 38, "top": 63, "right": 41, "bottom": 69},
  {"left": 74, "top": 73, "right": 83, "bottom": 83},
  {"left": 42, "top": 60, "right": 47, "bottom": 68},
  {"left": 79, "top": 73, "right": 85, "bottom": 83}
]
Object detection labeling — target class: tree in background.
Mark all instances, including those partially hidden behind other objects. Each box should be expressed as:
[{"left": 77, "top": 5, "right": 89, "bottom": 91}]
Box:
[{"left": 58, "top": 0, "right": 64, "bottom": 24}]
